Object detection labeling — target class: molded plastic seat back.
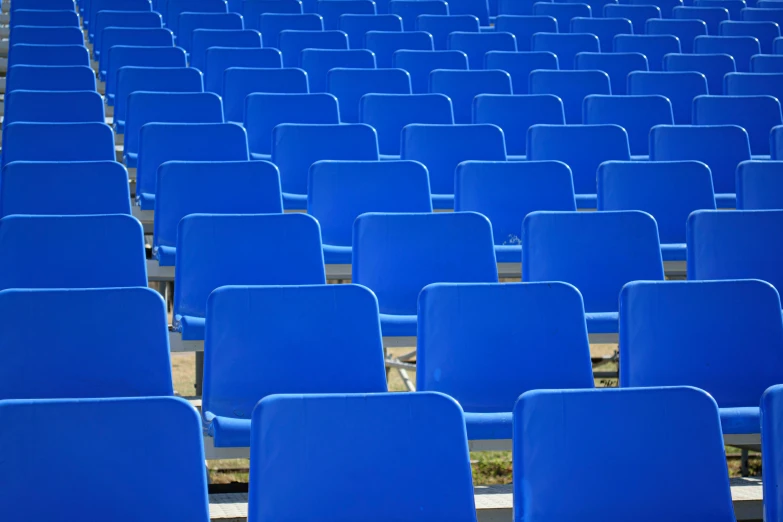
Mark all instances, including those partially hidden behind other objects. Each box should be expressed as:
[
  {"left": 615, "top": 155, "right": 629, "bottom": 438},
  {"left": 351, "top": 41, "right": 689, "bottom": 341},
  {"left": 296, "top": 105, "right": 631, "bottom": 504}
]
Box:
[
  {"left": 737, "top": 160, "right": 783, "bottom": 209},
  {"left": 1, "top": 122, "right": 115, "bottom": 168},
  {"left": 575, "top": 52, "right": 648, "bottom": 95},
  {"left": 327, "top": 67, "right": 411, "bottom": 122},
  {"left": 752, "top": 54, "right": 783, "bottom": 72},
  {"left": 10, "top": 25, "right": 84, "bottom": 46},
  {"left": 663, "top": 52, "right": 735, "bottom": 94},
  {"left": 6, "top": 64, "right": 96, "bottom": 93},
  {"left": 761, "top": 385, "right": 783, "bottom": 522},
  {"left": 258, "top": 13, "right": 323, "bottom": 48},
  {"left": 339, "top": 13, "right": 403, "bottom": 48},
  {"left": 93, "top": 13, "right": 162, "bottom": 56},
  {"left": 366, "top": 30, "right": 434, "bottom": 67},
  {"left": 190, "top": 29, "right": 262, "bottom": 72},
  {"left": 529, "top": 69, "right": 612, "bottom": 123},
  {"left": 532, "top": 2, "right": 591, "bottom": 31},
  {"left": 205, "top": 47, "right": 282, "bottom": 95},
  {"left": 605, "top": 4, "right": 662, "bottom": 34},
  {"left": 572, "top": 17, "right": 633, "bottom": 52},
  {"left": 8, "top": 43, "right": 89, "bottom": 69},
  {"left": 485, "top": 51, "right": 558, "bottom": 93},
  {"left": 114, "top": 66, "right": 202, "bottom": 128},
  {"left": 279, "top": 30, "right": 348, "bottom": 67},
  {"left": 531, "top": 32, "right": 600, "bottom": 69},
  {"left": 725, "top": 72, "right": 783, "bottom": 101},
  {"left": 317, "top": 0, "right": 376, "bottom": 30},
  {"left": 167, "top": 0, "right": 227, "bottom": 34},
  {"left": 447, "top": 31, "right": 517, "bottom": 69},
  {"left": 99, "top": 27, "right": 174, "bottom": 78},
  {"left": 224, "top": 67, "right": 309, "bottom": 124},
  {"left": 243, "top": 0, "right": 303, "bottom": 31},
  {"left": 494, "top": 15, "right": 557, "bottom": 51},
  {"left": 693, "top": 95, "right": 782, "bottom": 155},
  {"left": 418, "top": 14, "right": 480, "bottom": 50},
  {"left": 389, "top": 0, "right": 449, "bottom": 31},
  {"left": 89, "top": 0, "right": 152, "bottom": 40},
  {"left": 613, "top": 34, "right": 681, "bottom": 72},
  {"left": 627, "top": 70, "right": 707, "bottom": 124},
  {"left": 177, "top": 12, "right": 243, "bottom": 53},
  {"left": 301, "top": 48, "right": 377, "bottom": 92},
  {"left": 673, "top": 5, "right": 729, "bottom": 34},
  {"left": 429, "top": 69, "right": 512, "bottom": 123},
  {"left": 392, "top": 49, "right": 468, "bottom": 93},
  {"left": 3, "top": 90, "right": 104, "bottom": 129},
  {"left": 583, "top": 94, "right": 673, "bottom": 156},
  {"left": 694, "top": 34, "right": 761, "bottom": 71},
  {"left": 105, "top": 46, "right": 186, "bottom": 99},
  {"left": 720, "top": 20, "right": 780, "bottom": 53},
  {"left": 10, "top": 9, "right": 79, "bottom": 27},
  {"left": 646, "top": 18, "right": 707, "bottom": 52}
]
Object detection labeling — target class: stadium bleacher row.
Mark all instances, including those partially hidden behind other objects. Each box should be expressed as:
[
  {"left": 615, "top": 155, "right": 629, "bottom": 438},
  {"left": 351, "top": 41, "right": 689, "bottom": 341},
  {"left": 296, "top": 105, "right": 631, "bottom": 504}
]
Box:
[{"left": 2, "top": 0, "right": 783, "bottom": 518}]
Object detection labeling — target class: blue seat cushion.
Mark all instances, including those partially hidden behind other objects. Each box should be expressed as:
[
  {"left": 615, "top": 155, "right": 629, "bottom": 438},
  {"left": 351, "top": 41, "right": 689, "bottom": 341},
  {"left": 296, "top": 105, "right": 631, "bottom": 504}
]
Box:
[
  {"left": 715, "top": 193, "right": 736, "bottom": 209},
  {"left": 661, "top": 243, "right": 686, "bottom": 262},
  {"left": 283, "top": 192, "right": 307, "bottom": 210},
  {"left": 586, "top": 311, "right": 618, "bottom": 334},
  {"left": 380, "top": 313, "right": 416, "bottom": 337},
  {"left": 720, "top": 406, "right": 759, "bottom": 435},
  {"left": 176, "top": 314, "right": 206, "bottom": 340},
  {"left": 208, "top": 415, "right": 251, "bottom": 447},
  {"left": 576, "top": 193, "right": 597, "bottom": 209},
  {"left": 465, "top": 411, "right": 512, "bottom": 440},
  {"left": 323, "top": 244, "right": 352, "bottom": 265},
  {"left": 495, "top": 244, "right": 521, "bottom": 264},
  {"left": 432, "top": 193, "right": 454, "bottom": 210}
]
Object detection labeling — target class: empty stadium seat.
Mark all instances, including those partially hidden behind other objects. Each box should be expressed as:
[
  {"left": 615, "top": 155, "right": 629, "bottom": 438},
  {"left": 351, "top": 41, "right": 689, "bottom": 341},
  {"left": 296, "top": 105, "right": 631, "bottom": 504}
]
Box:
[
  {"left": 328, "top": 68, "right": 411, "bottom": 123},
  {"left": 584, "top": 95, "right": 674, "bottom": 157},
  {"left": 646, "top": 18, "right": 707, "bottom": 52},
  {"left": 627, "top": 71, "right": 707, "bottom": 124},
  {"left": 389, "top": 0, "right": 449, "bottom": 30},
  {"left": 3, "top": 90, "right": 104, "bottom": 129},
  {"left": 736, "top": 160, "right": 783, "bottom": 209},
  {"left": 663, "top": 52, "right": 736, "bottom": 94},
  {"left": 448, "top": 31, "right": 517, "bottom": 68},
  {"left": 720, "top": 20, "right": 780, "bottom": 52},
  {"left": 105, "top": 46, "right": 187, "bottom": 104},
  {"left": 190, "top": 29, "right": 262, "bottom": 72},
  {"left": 8, "top": 43, "right": 89, "bottom": 69},
  {"left": 743, "top": 6, "right": 783, "bottom": 25},
  {"left": 318, "top": 0, "right": 376, "bottom": 29},
  {"left": 572, "top": 17, "right": 633, "bottom": 51},
  {"left": 91, "top": 12, "right": 163, "bottom": 55},
  {"left": 636, "top": 0, "right": 683, "bottom": 17},
  {"left": 673, "top": 5, "right": 729, "bottom": 34},
  {"left": 0, "top": 214, "right": 147, "bottom": 290},
  {"left": 137, "top": 123, "right": 250, "bottom": 210},
  {"left": 98, "top": 27, "right": 174, "bottom": 79},
  {"left": 418, "top": 14, "right": 480, "bottom": 50},
  {"left": 762, "top": 384, "right": 783, "bottom": 522},
  {"left": 494, "top": 14, "right": 558, "bottom": 51},
  {"left": 725, "top": 71, "right": 783, "bottom": 100},
  {"left": 301, "top": 49, "right": 376, "bottom": 92},
  {"left": 613, "top": 34, "right": 681, "bottom": 70},
  {"left": 531, "top": 32, "right": 600, "bottom": 68},
  {"left": 575, "top": 52, "right": 647, "bottom": 95},
  {"left": 258, "top": 13, "right": 324, "bottom": 47},
  {"left": 205, "top": 48, "right": 282, "bottom": 95},
  {"left": 360, "top": 93, "right": 454, "bottom": 156},
  {"left": 401, "top": 124, "right": 507, "bottom": 208},
  {"left": 5, "top": 64, "right": 96, "bottom": 93},
  {"left": 11, "top": 0, "right": 75, "bottom": 11},
  {"left": 272, "top": 123, "right": 379, "bottom": 207},
  {"left": 366, "top": 30, "right": 434, "bottom": 67},
  {"left": 448, "top": 0, "right": 491, "bottom": 25},
  {"left": 695, "top": 34, "right": 761, "bottom": 71},
  {"left": 430, "top": 69, "right": 513, "bottom": 124},
  {"left": 177, "top": 12, "right": 244, "bottom": 53},
  {"left": 1, "top": 122, "right": 115, "bottom": 168},
  {"left": 224, "top": 67, "right": 309, "bottom": 123},
  {"left": 693, "top": 95, "right": 781, "bottom": 156},
  {"left": 752, "top": 54, "right": 783, "bottom": 71},
  {"left": 340, "top": 13, "right": 402, "bottom": 47},
  {"left": 0, "top": 161, "right": 131, "bottom": 217},
  {"left": 279, "top": 29, "right": 348, "bottom": 67},
  {"left": 484, "top": 50, "right": 558, "bottom": 93},
  {"left": 173, "top": 213, "right": 326, "bottom": 340},
  {"left": 10, "top": 25, "right": 85, "bottom": 45},
  {"left": 154, "top": 161, "right": 283, "bottom": 266},
  {"left": 308, "top": 160, "right": 433, "bottom": 265},
  {"left": 696, "top": 0, "right": 746, "bottom": 19},
  {"left": 244, "top": 0, "right": 303, "bottom": 30},
  {"left": 88, "top": 0, "right": 151, "bottom": 37},
  {"left": 529, "top": 69, "right": 611, "bottom": 124},
  {"left": 167, "top": 0, "right": 228, "bottom": 34},
  {"left": 393, "top": 49, "right": 468, "bottom": 93},
  {"left": 605, "top": 3, "right": 661, "bottom": 33},
  {"left": 532, "top": 2, "right": 591, "bottom": 31},
  {"left": 10, "top": 9, "right": 79, "bottom": 27}
]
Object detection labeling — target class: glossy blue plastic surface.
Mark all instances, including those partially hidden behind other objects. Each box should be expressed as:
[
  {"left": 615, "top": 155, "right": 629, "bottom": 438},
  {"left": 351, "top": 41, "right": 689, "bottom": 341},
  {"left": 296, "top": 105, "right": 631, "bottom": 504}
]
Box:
[
  {"left": 721, "top": 20, "right": 780, "bottom": 52},
  {"left": 203, "top": 284, "right": 387, "bottom": 447},
  {"left": 105, "top": 46, "right": 186, "bottom": 102},
  {"left": 174, "top": 213, "right": 326, "bottom": 339},
  {"left": 339, "top": 13, "right": 402, "bottom": 47},
  {"left": 5, "top": 64, "right": 96, "bottom": 92},
  {"left": 663, "top": 52, "right": 736, "bottom": 94},
  {"left": 389, "top": 0, "right": 449, "bottom": 30},
  {"left": 604, "top": 3, "right": 661, "bottom": 33},
  {"left": 583, "top": 94, "right": 673, "bottom": 156},
  {"left": 249, "top": 392, "right": 477, "bottom": 522},
  {"left": 8, "top": 43, "right": 89, "bottom": 70},
  {"left": 98, "top": 27, "right": 174, "bottom": 79},
  {"left": 695, "top": 34, "right": 761, "bottom": 70},
  {"left": 301, "top": 48, "right": 376, "bottom": 92},
  {"left": 154, "top": 161, "right": 283, "bottom": 266},
  {"left": 696, "top": 0, "right": 745, "bottom": 19},
  {"left": 0, "top": 161, "right": 131, "bottom": 217},
  {"left": 752, "top": 54, "right": 783, "bottom": 72},
  {"left": 532, "top": 2, "right": 591, "bottom": 31},
  {"left": 494, "top": 15, "right": 557, "bottom": 51},
  {"left": 279, "top": 29, "right": 348, "bottom": 67},
  {"left": 11, "top": 0, "right": 74, "bottom": 11},
  {"left": 418, "top": 14, "right": 480, "bottom": 50},
  {"left": 327, "top": 68, "right": 411, "bottom": 122},
  {"left": 627, "top": 70, "right": 707, "bottom": 124},
  {"left": 647, "top": 18, "right": 707, "bottom": 52},
  {"left": 575, "top": 52, "right": 648, "bottom": 96},
  {"left": 571, "top": 17, "right": 632, "bottom": 52},
  {"left": 190, "top": 29, "right": 262, "bottom": 72},
  {"left": 113, "top": 66, "right": 201, "bottom": 130},
  {"left": 366, "top": 30, "right": 434, "bottom": 68},
  {"left": 429, "top": 69, "right": 512, "bottom": 123},
  {"left": 88, "top": 0, "right": 150, "bottom": 40},
  {"left": 1, "top": 122, "right": 115, "bottom": 168},
  {"left": 761, "top": 385, "right": 783, "bottom": 522},
  {"left": 392, "top": 49, "right": 468, "bottom": 93},
  {"left": 317, "top": 0, "right": 375, "bottom": 29},
  {"left": 92, "top": 13, "right": 162, "bottom": 56},
  {"left": 485, "top": 52, "right": 557, "bottom": 94},
  {"left": 531, "top": 31, "right": 600, "bottom": 69},
  {"left": 737, "top": 160, "right": 783, "bottom": 209},
  {"left": 674, "top": 5, "right": 730, "bottom": 34},
  {"left": 10, "top": 25, "right": 84, "bottom": 45},
  {"left": 725, "top": 71, "right": 783, "bottom": 101},
  {"left": 448, "top": 0, "right": 490, "bottom": 25},
  {"left": 0, "top": 214, "right": 147, "bottom": 290},
  {"left": 742, "top": 6, "right": 783, "bottom": 24},
  {"left": 513, "top": 387, "right": 735, "bottom": 522},
  {"left": 614, "top": 34, "right": 681, "bottom": 70},
  {"left": 204, "top": 47, "right": 282, "bottom": 95},
  {"left": 225, "top": 67, "right": 309, "bottom": 123},
  {"left": 448, "top": 31, "right": 517, "bottom": 69},
  {"left": 693, "top": 94, "right": 781, "bottom": 155},
  {"left": 3, "top": 89, "right": 103, "bottom": 129},
  {"left": 0, "top": 288, "right": 172, "bottom": 399},
  {"left": 10, "top": 9, "right": 79, "bottom": 27},
  {"left": 0, "top": 397, "right": 209, "bottom": 522},
  {"left": 258, "top": 13, "right": 323, "bottom": 47},
  {"left": 529, "top": 69, "right": 611, "bottom": 123},
  {"left": 177, "top": 12, "right": 243, "bottom": 52},
  {"left": 243, "top": 0, "right": 303, "bottom": 31},
  {"left": 359, "top": 93, "right": 454, "bottom": 155},
  {"left": 167, "top": 0, "right": 227, "bottom": 33}
]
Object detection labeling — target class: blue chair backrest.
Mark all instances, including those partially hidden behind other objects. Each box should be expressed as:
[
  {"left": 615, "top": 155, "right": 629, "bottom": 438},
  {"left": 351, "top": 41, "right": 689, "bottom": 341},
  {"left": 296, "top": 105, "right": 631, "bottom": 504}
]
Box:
[
  {"left": 352, "top": 212, "right": 498, "bottom": 315},
  {"left": 687, "top": 209, "right": 783, "bottom": 292},
  {"left": 11, "top": 0, "right": 74, "bottom": 11},
  {"left": 572, "top": 17, "right": 632, "bottom": 52},
  {"left": 340, "top": 13, "right": 403, "bottom": 48},
  {"left": 696, "top": 0, "right": 744, "bottom": 19},
  {"left": 392, "top": 49, "right": 468, "bottom": 93},
  {"left": 494, "top": 15, "right": 557, "bottom": 51},
  {"left": 99, "top": 27, "right": 174, "bottom": 77},
  {"left": 6, "top": 64, "right": 96, "bottom": 92},
  {"left": 8, "top": 43, "right": 89, "bottom": 69},
  {"left": 89, "top": 0, "right": 151, "bottom": 39},
  {"left": 0, "top": 214, "right": 147, "bottom": 290},
  {"left": 473, "top": 94, "right": 565, "bottom": 156},
  {"left": 597, "top": 160, "right": 715, "bottom": 244},
  {"left": 205, "top": 47, "right": 282, "bottom": 95},
  {"left": 245, "top": 93, "right": 339, "bottom": 155},
  {"left": 663, "top": 52, "right": 735, "bottom": 94},
  {"left": 0, "top": 161, "right": 131, "bottom": 217},
  {"left": 10, "top": 9, "right": 79, "bottom": 27},
  {"left": 93, "top": 11, "right": 162, "bottom": 53},
  {"left": 244, "top": 0, "right": 303, "bottom": 30},
  {"left": 447, "top": 31, "right": 517, "bottom": 69},
  {"left": 418, "top": 14, "right": 479, "bottom": 50},
  {"left": 485, "top": 50, "right": 559, "bottom": 93},
  {"left": 301, "top": 48, "right": 377, "bottom": 92},
  {"left": 575, "top": 52, "right": 648, "bottom": 96},
  {"left": 531, "top": 32, "right": 600, "bottom": 69},
  {"left": 167, "top": 0, "right": 227, "bottom": 34},
  {"left": 366, "top": 30, "right": 434, "bottom": 67},
  {"left": 203, "top": 284, "right": 387, "bottom": 423},
  {"left": 737, "top": 160, "right": 783, "bottom": 209},
  {"left": 695, "top": 34, "right": 761, "bottom": 71},
  {"left": 673, "top": 5, "right": 729, "bottom": 34},
  {"left": 761, "top": 385, "right": 783, "bottom": 522},
  {"left": 359, "top": 93, "right": 454, "bottom": 155},
  {"left": 448, "top": 0, "right": 490, "bottom": 25},
  {"left": 720, "top": 20, "right": 780, "bottom": 53},
  {"left": 522, "top": 210, "right": 664, "bottom": 312},
  {"left": 620, "top": 279, "right": 783, "bottom": 408},
  {"left": 0, "top": 397, "right": 209, "bottom": 521},
  {"left": 191, "top": 29, "right": 262, "bottom": 71},
  {"left": 742, "top": 6, "right": 783, "bottom": 25},
  {"left": 429, "top": 69, "right": 512, "bottom": 123},
  {"left": 317, "top": 0, "right": 376, "bottom": 30},
  {"left": 529, "top": 69, "right": 611, "bottom": 123},
  {"left": 513, "top": 387, "right": 735, "bottom": 522},
  {"left": 526, "top": 124, "right": 631, "bottom": 196},
  {"left": 225, "top": 67, "right": 309, "bottom": 124},
  {"left": 1, "top": 122, "right": 115, "bottom": 168},
  {"left": 249, "top": 393, "right": 478, "bottom": 522},
  {"left": 533, "top": 2, "right": 591, "bottom": 31},
  {"left": 327, "top": 68, "right": 411, "bottom": 122},
  {"left": 455, "top": 160, "right": 576, "bottom": 245},
  {"left": 418, "top": 282, "right": 593, "bottom": 413},
  {"left": 106, "top": 46, "right": 186, "bottom": 99},
  {"left": 0, "top": 288, "right": 172, "bottom": 399},
  {"left": 259, "top": 13, "right": 323, "bottom": 47},
  {"left": 604, "top": 3, "right": 661, "bottom": 34},
  {"left": 627, "top": 70, "right": 707, "bottom": 124},
  {"left": 583, "top": 94, "right": 673, "bottom": 156},
  {"left": 389, "top": 0, "right": 450, "bottom": 30},
  {"left": 10, "top": 25, "right": 84, "bottom": 45},
  {"left": 308, "top": 160, "right": 433, "bottom": 247},
  {"left": 693, "top": 94, "right": 782, "bottom": 155},
  {"left": 279, "top": 30, "right": 348, "bottom": 67},
  {"left": 3, "top": 90, "right": 104, "bottom": 129},
  {"left": 646, "top": 18, "right": 707, "bottom": 53},
  {"left": 114, "top": 66, "right": 202, "bottom": 128},
  {"left": 272, "top": 123, "right": 379, "bottom": 197},
  {"left": 725, "top": 71, "right": 783, "bottom": 101},
  {"left": 614, "top": 34, "right": 681, "bottom": 70},
  {"left": 177, "top": 13, "right": 244, "bottom": 53},
  {"left": 401, "top": 124, "right": 507, "bottom": 197},
  {"left": 649, "top": 124, "right": 751, "bottom": 195},
  {"left": 752, "top": 54, "right": 783, "bottom": 72}
]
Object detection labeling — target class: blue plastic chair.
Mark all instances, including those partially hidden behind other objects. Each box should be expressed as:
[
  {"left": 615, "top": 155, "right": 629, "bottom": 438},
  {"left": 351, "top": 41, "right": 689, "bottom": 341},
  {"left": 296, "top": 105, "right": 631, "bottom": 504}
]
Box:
[
  {"left": 124, "top": 92, "right": 224, "bottom": 167},
  {"left": 136, "top": 123, "right": 249, "bottom": 210},
  {"left": 10, "top": 25, "right": 84, "bottom": 45},
  {"left": 605, "top": 4, "right": 662, "bottom": 33},
  {"left": 243, "top": 0, "right": 303, "bottom": 30},
  {"left": 1, "top": 122, "right": 115, "bottom": 169},
  {"left": 742, "top": 6, "right": 783, "bottom": 25},
  {"left": 176, "top": 13, "right": 243, "bottom": 53},
  {"left": 613, "top": 34, "right": 681, "bottom": 70},
  {"left": 318, "top": 0, "right": 376, "bottom": 29},
  {"left": 696, "top": 0, "right": 747, "bottom": 19},
  {"left": 205, "top": 47, "right": 282, "bottom": 95},
  {"left": 401, "top": 124, "right": 507, "bottom": 208},
  {"left": 454, "top": 160, "right": 576, "bottom": 263},
  {"left": 224, "top": 67, "right": 309, "bottom": 123},
  {"left": 484, "top": 51, "right": 558, "bottom": 93},
  {"left": 447, "top": 0, "right": 490, "bottom": 25},
  {"left": 279, "top": 30, "right": 348, "bottom": 67},
  {"left": 11, "top": 0, "right": 74, "bottom": 11},
  {"left": 473, "top": 94, "right": 565, "bottom": 157},
  {"left": 522, "top": 210, "right": 663, "bottom": 334},
  {"left": 352, "top": 212, "right": 498, "bottom": 338},
  {"left": 174, "top": 213, "right": 326, "bottom": 340},
  {"left": 8, "top": 43, "right": 89, "bottom": 69},
  {"left": 340, "top": 13, "right": 402, "bottom": 47},
  {"left": 366, "top": 30, "right": 434, "bottom": 67},
  {"left": 92, "top": 12, "right": 162, "bottom": 55},
  {"left": 98, "top": 27, "right": 174, "bottom": 80},
  {"left": 5, "top": 65, "right": 96, "bottom": 93},
  {"left": 308, "top": 160, "right": 433, "bottom": 264},
  {"left": 737, "top": 160, "right": 783, "bottom": 209},
  {"left": 527, "top": 124, "right": 630, "bottom": 207},
  {"left": 494, "top": 15, "right": 558, "bottom": 51},
  {"left": 154, "top": 161, "right": 283, "bottom": 266},
  {"left": 663, "top": 52, "right": 736, "bottom": 94},
  {"left": 532, "top": 2, "right": 591, "bottom": 31},
  {"left": 418, "top": 14, "right": 480, "bottom": 50},
  {"left": 301, "top": 49, "right": 376, "bottom": 92},
  {"left": 761, "top": 385, "right": 783, "bottom": 522},
  {"left": 3, "top": 90, "right": 104, "bottom": 129},
  {"left": 650, "top": 125, "right": 751, "bottom": 205},
  {"left": 0, "top": 214, "right": 147, "bottom": 290},
  {"left": 687, "top": 209, "right": 783, "bottom": 292},
  {"left": 190, "top": 29, "right": 262, "bottom": 72},
  {"left": 695, "top": 34, "right": 761, "bottom": 70},
  {"left": 574, "top": 52, "right": 648, "bottom": 95},
  {"left": 693, "top": 95, "right": 781, "bottom": 156},
  {"left": 393, "top": 49, "right": 468, "bottom": 93},
  {"left": 752, "top": 54, "right": 783, "bottom": 71},
  {"left": 725, "top": 71, "right": 783, "bottom": 101},
  {"left": 531, "top": 32, "right": 600, "bottom": 69},
  {"left": 429, "top": 69, "right": 512, "bottom": 123},
  {"left": 359, "top": 93, "right": 454, "bottom": 156},
  {"left": 513, "top": 387, "right": 735, "bottom": 522},
  {"left": 673, "top": 5, "right": 729, "bottom": 34},
  {"left": 529, "top": 70, "right": 611, "bottom": 124},
  {"left": 105, "top": 46, "right": 186, "bottom": 103},
  {"left": 167, "top": 0, "right": 227, "bottom": 34},
  {"left": 498, "top": 0, "right": 539, "bottom": 15},
  {"left": 203, "top": 284, "right": 387, "bottom": 448},
  {"left": 627, "top": 71, "right": 707, "bottom": 124},
  {"left": 584, "top": 95, "right": 673, "bottom": 157},
  {"left": 249, "top": 392, "right": 477, "bottom": 522},
  {"left": 0, "top": 397, "right": 209, "bottom": 522},
  {"left": 0, "top": 161, "right": 131, "bottom": 217},
  {"left": 10, "top": 9, "right": 79, "bottom": 27},
  {"left": 571, "top": 17, "right": 632, "bottom": 51},
  {"left": 632, "top": 0, "right": 682, "bottom": 16},
  {"left": 447, "top": 31, "right": 517, "bottom": 69},
  {"left": 720, "top": 20, "right": 780, "bottom": 53},
  {"left": 389, "top": 0, "right": 449, "bottom": 30},
  {"left": 0, "top": 287, "right": 171, "bottom": 399},
  {"left": 245, "top": 93, "right": 339, "bottom": 157},
  {"left": 620, "top": 279, "right": 783, "bottom": 436},
  {"left": 258, "top": 13, "right": 323, "bottom": 47},
  {"left": 272, "top": 123, "right": 379, "bottom": 208},
  {"left": 597, "top": 160, "right": 715, "bottom": 263},
  {"left": 646, "top": 18, "right": 708, "bottom": 52},
  {"left": 87, "top": 0, "right": 151, "bottom": 40}
]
